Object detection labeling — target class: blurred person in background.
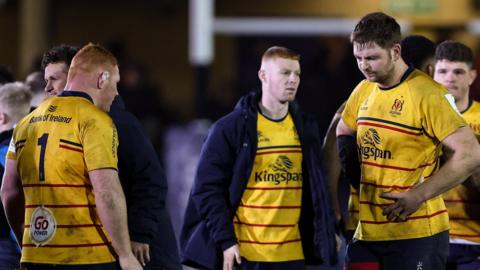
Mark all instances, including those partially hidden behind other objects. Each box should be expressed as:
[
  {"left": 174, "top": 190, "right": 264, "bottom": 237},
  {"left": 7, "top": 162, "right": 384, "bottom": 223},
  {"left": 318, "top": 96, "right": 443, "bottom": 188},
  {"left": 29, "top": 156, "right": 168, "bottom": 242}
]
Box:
[
  {"left": 0, "top": 82, "right": 31, "bottom": 269},
  {"left": 25, "top": 71, "right": 47, "bottom": 108},
  {"left": 433, "top": 40, "right": 480, "bottom": 270},
  {"left": 401, "top": 35, "right": 436, "bottom": 77},
  {"left": 117, "top": 61, "right": 173, "bottom": 156}
]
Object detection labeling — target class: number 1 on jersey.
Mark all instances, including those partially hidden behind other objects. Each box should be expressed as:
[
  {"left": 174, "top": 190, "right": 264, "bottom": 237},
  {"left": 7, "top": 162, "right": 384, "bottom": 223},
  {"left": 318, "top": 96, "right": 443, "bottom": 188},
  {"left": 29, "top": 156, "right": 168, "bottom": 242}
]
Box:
[{"left": 37, "top": 133, "right": 49, "bottom": 182}]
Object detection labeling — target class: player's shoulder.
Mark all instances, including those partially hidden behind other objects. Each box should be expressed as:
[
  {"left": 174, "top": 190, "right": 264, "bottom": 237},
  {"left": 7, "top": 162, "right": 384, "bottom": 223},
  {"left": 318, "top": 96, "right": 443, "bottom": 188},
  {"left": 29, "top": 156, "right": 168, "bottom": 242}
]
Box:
[
  {"left": 405, "top": 69, "right": 448, "bottom": 95},
  {"left": 355, "top": 79, "right": 374, "bottom": 90},
  {"left": 76, "top": 101, "right": 112, "bottom": 124},
  {"left": 349, "top": 79, "right": 375, "bottom": 102},
  {"left": 471, "top": 100, "right": 480, "bottom": 111}
]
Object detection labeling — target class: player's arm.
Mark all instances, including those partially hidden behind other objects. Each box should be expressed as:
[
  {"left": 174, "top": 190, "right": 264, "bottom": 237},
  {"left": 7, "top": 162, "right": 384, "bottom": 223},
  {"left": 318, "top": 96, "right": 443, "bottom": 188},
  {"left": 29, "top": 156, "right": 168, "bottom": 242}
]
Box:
[
  {"left": 336, "top": 119, "right": 361, "bottom": 189},
  {"left": 462, "top": 167, "right": 480, "bottom": 190},
  {"left": 323, "top": 112, "right": 343, "bottom": 227},
  {"left": 190, "top": 121, "right": 240, "bottom": 269},
  {"left": 89, "top": 168, "right": 141, "bottom": 270},
  {"left": 382, "top": 126, "right": 480, "bottom": 221},
  {"left": 113, "top": 113, "right": 165, "bottom": 266},
  {"left": 1, "top": 158, "right": 25, "bottom": 244}
]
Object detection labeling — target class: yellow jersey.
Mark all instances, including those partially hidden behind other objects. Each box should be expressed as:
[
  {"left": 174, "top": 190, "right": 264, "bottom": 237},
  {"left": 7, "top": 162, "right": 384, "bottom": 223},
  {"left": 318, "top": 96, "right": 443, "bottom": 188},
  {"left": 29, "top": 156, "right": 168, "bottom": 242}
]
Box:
[
  {"left": 346, "top": 187, "right": 360, "bottom": 232},
  {"left": 342, "top": 69, "right": 466, "bottom": 241},
  {"left": 7, "top": 91, "right": 118, "bottom": 264},
  {"left": 234, "top": 112, "right": 303, "bottom": 261},
  {"left": 444, "top": 100, "right": 480, "bottom": 244}
]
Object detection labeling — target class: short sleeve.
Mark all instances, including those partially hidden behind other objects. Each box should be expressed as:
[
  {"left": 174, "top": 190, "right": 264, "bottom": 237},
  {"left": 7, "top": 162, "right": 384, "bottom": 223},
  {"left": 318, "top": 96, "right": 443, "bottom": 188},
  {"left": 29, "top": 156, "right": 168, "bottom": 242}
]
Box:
[
  {"left": 82, "top": 113, "right": 119, "bottom": 171},
  {"left": 341, "top": 81, "right": 366, "bottom": 131},
  {"left": 421, "top": 91, "right": 466, "bottom": 142},
  {"left": 6, "top": 137, "right": 16, "bottom": 160}
]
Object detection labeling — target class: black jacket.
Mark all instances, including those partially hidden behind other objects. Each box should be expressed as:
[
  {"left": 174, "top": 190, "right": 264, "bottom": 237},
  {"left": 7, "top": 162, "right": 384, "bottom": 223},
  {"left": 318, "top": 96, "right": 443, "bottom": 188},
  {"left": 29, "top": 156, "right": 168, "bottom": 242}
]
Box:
[
  {"left": 109, "top": 96, "right": 181, "bottom": 270},
  {"left": 180, "top": 91, "right": 337, "bottom": 269}
]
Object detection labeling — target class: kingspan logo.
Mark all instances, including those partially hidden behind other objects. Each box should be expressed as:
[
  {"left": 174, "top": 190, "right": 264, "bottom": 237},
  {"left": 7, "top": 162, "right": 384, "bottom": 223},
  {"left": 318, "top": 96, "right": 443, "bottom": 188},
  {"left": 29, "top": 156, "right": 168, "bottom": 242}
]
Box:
[
  {"left": 254, "top": 155, "right": 302, "bottom": 185},
  {"left": 358, "top": 128, "right": 393, "bottom": 160},
  {"left": 257, "top": 131, "right": 270, "bottom": 143},
  {"left": 48, "top": 105, "right": 58, "bottom": 112}
]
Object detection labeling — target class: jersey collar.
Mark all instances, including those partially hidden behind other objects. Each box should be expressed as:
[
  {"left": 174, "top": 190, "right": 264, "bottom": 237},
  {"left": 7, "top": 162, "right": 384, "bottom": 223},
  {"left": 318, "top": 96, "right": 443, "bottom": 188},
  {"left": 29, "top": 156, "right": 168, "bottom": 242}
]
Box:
[
  {"left": 460, "top": 99, "right": 474, "bottom": 114},
  {"left": 378, "top": 66, "right": 415, "bottom": 91},
  {"left": 59, "top": 91, "right": 93, "bottom": 103}
]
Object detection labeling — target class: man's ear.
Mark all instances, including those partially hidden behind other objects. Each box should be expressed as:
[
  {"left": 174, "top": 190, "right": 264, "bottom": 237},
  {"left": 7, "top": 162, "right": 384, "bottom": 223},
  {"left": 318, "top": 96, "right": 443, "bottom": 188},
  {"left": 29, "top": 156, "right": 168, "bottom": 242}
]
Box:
[
  {"left": 392, "top": 43, "right": 401, "bottom": 62},
  {"left": 258, "top": 69, "right": 266, "bottom": 83},
  {"left": 469, "top": 69, "right": 477, "bottom": 85},
  {"left": 426, "top": 64, "right": 434, "bottom": 78},
  {"left": 97, "top": 71, "right": 110, "bottom": 89},
  {"left": 0, "top": 111, "right": 7, "bottom": 125}
]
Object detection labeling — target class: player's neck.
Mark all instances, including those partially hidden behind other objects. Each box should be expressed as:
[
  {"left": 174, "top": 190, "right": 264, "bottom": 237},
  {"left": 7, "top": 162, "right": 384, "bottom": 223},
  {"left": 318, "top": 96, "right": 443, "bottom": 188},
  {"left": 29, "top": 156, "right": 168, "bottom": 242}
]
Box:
[
  {"left": 258, "top": 98, "right": 289, "bottom": 120},
  {"left": 456, "top": 95, "right": 470, "bottom": 113},
  {"left": 379, "top": 60, "right": 409, "bottom": 89}
]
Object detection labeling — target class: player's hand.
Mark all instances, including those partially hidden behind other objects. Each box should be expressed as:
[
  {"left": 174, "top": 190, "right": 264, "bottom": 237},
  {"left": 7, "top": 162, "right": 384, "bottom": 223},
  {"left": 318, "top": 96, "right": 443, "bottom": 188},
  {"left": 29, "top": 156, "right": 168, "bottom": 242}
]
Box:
[
  {"left": 131, "top": 241, "right": 150, "bottom": 267},
  {"left": 335, "top": 233, "right": 342, "bottom": 252},
  {"left": 380, "top": 190, "right": 423, "bottom": 221},
  {"left": 119, "top": 253, "right": 143, "bottom": 270},
  {"left": 223, "top": 244, "right": 241, "bottom": 270}
]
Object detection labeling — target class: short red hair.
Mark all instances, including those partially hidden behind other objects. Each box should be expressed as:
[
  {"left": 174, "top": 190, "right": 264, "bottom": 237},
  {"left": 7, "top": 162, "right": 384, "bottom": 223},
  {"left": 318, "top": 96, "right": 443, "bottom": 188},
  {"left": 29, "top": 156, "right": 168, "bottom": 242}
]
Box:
[
  {"left": 261, "top": 46, "right": 300, "bottom": 62},
  {"left": 68, "top": 43, "right": 118, "bottom": 76}
]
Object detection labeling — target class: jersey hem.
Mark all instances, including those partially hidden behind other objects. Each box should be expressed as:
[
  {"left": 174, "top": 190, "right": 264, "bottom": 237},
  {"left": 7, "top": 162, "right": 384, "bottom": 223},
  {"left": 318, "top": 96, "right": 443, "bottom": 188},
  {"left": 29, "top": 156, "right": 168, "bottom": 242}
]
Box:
[
  {"left": 355, "top": 228, "right": 449, "bottom": 241},
  {"left": 21, "top": 258, "right": 116, "bottom": 265}
]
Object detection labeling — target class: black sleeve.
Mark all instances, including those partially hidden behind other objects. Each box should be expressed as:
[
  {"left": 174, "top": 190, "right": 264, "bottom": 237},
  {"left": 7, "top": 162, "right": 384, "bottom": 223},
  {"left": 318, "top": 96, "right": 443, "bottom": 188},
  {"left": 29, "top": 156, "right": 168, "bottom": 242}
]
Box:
[
  {"left": 191, "top": 121, "right": 238, "bottom": 251},
  {"left": 112, "top": 111, "right": 167, "bottom": 244},
  {"left": 336, "top": 135, "right": 361, "bottom": 190}
]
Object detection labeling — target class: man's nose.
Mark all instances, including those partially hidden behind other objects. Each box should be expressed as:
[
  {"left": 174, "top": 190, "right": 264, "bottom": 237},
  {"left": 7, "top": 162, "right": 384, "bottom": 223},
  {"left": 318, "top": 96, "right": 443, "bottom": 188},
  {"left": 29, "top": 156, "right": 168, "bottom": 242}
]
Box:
[
  {"left": 445, "top": 72, "right": 456, "bottom": 81},
  {"left": 359, "top": 59, "right": 369, "bottom": 70},
  {"left": 44, "top": 81, "right": 52, "bottom": 92}
]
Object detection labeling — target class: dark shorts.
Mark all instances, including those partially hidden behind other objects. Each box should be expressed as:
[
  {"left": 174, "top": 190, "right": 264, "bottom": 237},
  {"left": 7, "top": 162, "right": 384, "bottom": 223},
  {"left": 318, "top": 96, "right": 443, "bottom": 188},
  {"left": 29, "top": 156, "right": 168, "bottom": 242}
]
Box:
[
  {"left": 345, "top": 231, "right": 449, "bottom": 270},
  {"left": 0, "top": 238, "right": 21, "bottom": 269},
  {"left": 447, "top": 243, "right": 480, "bottom": 270},
  {"left": 21, "top": 262, "right": 119, "bottom": 270},
  {"left": 237, "top": 258, "right": 306, "bottom": 270},
  {"left": 344, "top": 230, "right": 379, "bottom": 270}
]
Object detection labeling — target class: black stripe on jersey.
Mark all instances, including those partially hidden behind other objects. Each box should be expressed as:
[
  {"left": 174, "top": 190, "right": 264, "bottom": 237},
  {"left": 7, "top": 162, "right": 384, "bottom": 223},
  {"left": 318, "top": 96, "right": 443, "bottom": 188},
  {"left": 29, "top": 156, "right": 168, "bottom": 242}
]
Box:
[
  {"left": 59, "top": 139, "right": 83, "bottom": 148},
  {"left": 15, "top": 139, "right": 26, "bottom": 146},
  {"left": 357, "top": 117, "right": 422, "bottom": 131},
  {"left": 258, "top": 145, "right": 301, "bottom": 150}
]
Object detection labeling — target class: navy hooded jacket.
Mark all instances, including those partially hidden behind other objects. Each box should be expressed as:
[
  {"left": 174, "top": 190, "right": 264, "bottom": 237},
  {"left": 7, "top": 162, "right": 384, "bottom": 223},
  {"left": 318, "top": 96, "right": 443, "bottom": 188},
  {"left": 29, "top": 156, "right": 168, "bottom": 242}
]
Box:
[
  {"left": 109, "top": 96, "right": 181, "bottom": 270},
  {"left": 180, "top": 91, "right": 337, "bottom": 269}
]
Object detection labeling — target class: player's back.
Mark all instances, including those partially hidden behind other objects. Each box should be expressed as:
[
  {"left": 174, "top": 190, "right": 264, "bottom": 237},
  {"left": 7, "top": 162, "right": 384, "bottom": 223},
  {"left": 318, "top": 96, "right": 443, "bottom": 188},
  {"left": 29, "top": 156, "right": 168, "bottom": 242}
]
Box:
[
  {"left": 16, "top": 94, "right": 93, "bottom": 187},
  {"left": 10, "top": 91, "right": 118, "bottom": 264}
]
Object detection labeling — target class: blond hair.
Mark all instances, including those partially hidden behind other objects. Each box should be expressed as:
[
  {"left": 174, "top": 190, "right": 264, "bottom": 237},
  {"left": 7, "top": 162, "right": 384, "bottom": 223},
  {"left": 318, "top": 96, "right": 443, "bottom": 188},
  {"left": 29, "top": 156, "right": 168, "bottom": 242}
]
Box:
[{"left": 0, "top": 82, "right": 32, "bottom": 123}]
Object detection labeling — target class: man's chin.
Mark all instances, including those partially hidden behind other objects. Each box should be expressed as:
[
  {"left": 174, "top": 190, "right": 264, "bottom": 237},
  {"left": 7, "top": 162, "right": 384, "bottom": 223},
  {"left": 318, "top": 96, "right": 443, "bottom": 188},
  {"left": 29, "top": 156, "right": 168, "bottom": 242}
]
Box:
[
  {"left": 365, "top": 75, "right": 378, "bottom": 82},
  {"left": 447, "top": 87, "right": 458, "bottom": 92},
  {"left": 281, "top": 97, "right": 296, "bottom": 103}
]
